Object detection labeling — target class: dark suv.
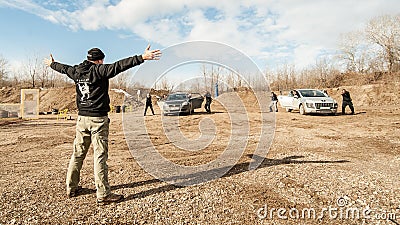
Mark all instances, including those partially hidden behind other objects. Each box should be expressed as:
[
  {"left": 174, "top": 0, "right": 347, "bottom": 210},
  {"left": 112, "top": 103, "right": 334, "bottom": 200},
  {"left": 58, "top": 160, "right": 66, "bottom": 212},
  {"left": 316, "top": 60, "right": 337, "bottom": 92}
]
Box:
[{"left": 162, "top": 92, "right": 204, "bottom": 115}]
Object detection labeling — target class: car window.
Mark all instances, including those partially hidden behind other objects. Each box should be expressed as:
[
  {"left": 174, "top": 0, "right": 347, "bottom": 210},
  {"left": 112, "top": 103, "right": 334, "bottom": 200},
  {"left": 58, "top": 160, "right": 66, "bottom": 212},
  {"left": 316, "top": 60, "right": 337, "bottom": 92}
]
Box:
[
  {"left": 166, "top": 94, "right": 188, "bottom": 100},
  {"left": 190, "top": 93, "right": 202, "bottom": 98},
  {"left": 298, "top": 90, "right": 326, "bottom": 97}
]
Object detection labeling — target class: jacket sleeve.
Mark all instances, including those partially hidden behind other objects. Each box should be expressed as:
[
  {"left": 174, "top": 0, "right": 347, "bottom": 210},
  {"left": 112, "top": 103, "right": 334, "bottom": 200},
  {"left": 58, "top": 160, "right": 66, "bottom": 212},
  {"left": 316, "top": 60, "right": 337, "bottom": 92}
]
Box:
[
  {"left": 50, "top": 62, "right": 76, "bottom": 80},
  {"left": 98, "top": 55, "right": 144, "bottom": 79}
]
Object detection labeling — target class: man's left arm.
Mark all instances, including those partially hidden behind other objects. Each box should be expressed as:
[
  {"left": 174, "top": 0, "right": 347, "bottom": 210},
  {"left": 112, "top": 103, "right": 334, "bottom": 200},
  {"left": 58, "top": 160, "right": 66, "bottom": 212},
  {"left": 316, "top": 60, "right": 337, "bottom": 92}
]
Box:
[
  {"left": 100, "top": 44, "right": 161, "bottom": 79},
  {"left": 100, "top": 55, "right": 144, "bottom": 79}
]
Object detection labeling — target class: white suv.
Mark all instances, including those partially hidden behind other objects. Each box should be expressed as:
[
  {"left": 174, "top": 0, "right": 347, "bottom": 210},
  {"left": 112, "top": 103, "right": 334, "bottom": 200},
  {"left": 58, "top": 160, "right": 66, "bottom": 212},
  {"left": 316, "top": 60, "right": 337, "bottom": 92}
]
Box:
[{"left": 278, "top": 89, "right": 338, "bottom": 115}]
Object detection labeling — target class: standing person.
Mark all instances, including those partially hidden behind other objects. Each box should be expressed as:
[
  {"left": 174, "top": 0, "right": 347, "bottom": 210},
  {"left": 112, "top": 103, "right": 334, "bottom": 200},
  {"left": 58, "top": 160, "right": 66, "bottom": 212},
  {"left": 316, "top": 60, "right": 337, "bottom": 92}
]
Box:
[
  {"left": 204, "top": 91, "right": 212, "bottom": 113},
  {"left": 44, "top": 45, "right": 161, "bottom": 204},
  {"left": 341, "top": 89, "right": 354, "bottom": 115},
  {"left": 269, "top": 91, "right": 278, "bottom": 112},
  {"left": 144, "top": 93, "right": 155, "bottom": 116}
]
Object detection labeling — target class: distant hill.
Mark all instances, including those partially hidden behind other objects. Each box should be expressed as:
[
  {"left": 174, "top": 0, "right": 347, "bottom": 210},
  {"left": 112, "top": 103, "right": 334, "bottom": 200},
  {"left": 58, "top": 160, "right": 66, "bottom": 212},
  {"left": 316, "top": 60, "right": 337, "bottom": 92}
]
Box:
[{"left": 0, "top": 85, "right": 126, "bottom": 113}]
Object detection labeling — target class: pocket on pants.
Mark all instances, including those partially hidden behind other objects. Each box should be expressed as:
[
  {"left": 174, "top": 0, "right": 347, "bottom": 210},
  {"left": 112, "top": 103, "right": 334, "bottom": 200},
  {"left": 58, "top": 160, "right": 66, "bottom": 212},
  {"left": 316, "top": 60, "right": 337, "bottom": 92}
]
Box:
[{"left": 90, "top": 116, "right": 109, "bottom": 137}]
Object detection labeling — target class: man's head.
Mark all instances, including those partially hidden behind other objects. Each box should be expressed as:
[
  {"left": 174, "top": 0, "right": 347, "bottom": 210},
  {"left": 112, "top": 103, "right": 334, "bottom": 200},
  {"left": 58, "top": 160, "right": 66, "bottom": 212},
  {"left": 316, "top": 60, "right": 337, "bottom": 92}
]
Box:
[
  {"left": 87, "top": 48, "right": 105, "bottom": 64},
  {"left": 342, "top": 89, "right": 347, "bottom": 94}
]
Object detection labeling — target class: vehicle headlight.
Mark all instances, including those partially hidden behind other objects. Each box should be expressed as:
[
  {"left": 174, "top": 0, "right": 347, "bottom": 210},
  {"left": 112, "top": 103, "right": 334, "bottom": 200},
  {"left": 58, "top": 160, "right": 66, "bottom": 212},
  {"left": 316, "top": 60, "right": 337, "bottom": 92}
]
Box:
[
  {"left": 182, "top": 102, "right": 189, "bottom": 106},
  {"left": 163, "top": 104, "right": 169, "bottom": 109},
  {"left": 306, "top": 102, "right": 314, "bottom": 108}
]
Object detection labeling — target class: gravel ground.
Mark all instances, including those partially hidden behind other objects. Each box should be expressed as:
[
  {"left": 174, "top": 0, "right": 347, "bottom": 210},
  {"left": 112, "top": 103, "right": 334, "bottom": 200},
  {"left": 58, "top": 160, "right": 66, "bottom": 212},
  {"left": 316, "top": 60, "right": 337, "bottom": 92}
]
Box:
[{"left": 0, "top": 91, "right": 399, "bottom": 225}]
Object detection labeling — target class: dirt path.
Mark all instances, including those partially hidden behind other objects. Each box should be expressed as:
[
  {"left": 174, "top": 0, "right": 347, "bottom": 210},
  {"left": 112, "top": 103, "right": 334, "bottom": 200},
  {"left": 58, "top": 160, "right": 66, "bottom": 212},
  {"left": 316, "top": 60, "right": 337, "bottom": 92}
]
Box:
[{"left": 0, "top": 92, "right": 399, "bottom": 224}]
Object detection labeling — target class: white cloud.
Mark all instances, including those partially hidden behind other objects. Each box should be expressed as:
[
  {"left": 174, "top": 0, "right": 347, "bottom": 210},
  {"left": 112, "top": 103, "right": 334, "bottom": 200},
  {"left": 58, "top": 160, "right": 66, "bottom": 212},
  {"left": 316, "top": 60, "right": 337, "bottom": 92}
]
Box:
[
  {"left": 293, "top": 44, "right": 322, "bottom": 68},
  {"left": 2, "top": 0, "right": 400, "bottom": 69}
]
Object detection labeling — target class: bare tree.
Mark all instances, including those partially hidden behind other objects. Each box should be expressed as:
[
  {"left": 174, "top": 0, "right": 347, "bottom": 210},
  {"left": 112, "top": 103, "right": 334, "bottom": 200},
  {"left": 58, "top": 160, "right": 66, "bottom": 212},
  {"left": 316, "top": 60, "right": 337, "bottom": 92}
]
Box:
[
  {"left": 0, "top": 55, "right": 8, "bottom": 87},
  {"left": 365, "top": 14, "right": 400, "bottom": 73},
  {"left": 274, "top": 63, "right": 295, "bottom": 90},
  {"left": 338, "top": 31, "right": 373, "bottom": 73},
  {"left": 201, "top": 64, "right": 209, "bottom": 92},
  {"left": 25, "top": 54, "right": 41, "bottom": 88},
  {"left": 201, "top": 63, "right": 224, "bottom": 94},
  {"left": 227, "top": 70, "right": 238, "bottom": 91},
  {"left": 48, "top": 69, "right": 56, "bottom": 88},
  {"left": 110, "top": 71, "right": 130, "bottom": 89},
  {"left": 156, "top": 76, "right": 174, "bottom": 91},
  {"left": 37, "top": 64, "right": 49, "bottom": 88}
]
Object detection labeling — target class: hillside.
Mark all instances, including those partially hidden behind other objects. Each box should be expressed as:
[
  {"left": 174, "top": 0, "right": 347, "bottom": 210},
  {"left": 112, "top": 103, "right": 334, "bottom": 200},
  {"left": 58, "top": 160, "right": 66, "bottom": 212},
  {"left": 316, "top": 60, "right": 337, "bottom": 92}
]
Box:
[
  {"left": 326, "top": 81, "right": 400, "bottom": 107},
  {"left": 1, "top": 81, "right": 399, "bottom": 114},
  {"left": 0, "top": 86, "right": 126, "bottom": 113}
]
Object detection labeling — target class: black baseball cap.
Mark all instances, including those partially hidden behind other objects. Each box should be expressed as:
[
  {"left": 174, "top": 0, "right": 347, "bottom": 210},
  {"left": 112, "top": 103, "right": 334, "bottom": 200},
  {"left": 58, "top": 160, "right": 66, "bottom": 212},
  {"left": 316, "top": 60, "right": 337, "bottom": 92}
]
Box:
[{"left": 87, "top": 48, "right": 105, "bottom": 61}]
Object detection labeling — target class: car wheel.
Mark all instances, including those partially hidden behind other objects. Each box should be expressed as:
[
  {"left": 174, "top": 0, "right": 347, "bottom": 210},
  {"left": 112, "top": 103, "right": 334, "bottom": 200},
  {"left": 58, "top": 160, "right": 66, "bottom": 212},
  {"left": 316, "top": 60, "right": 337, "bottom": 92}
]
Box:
[
  {"left": 299, "top": 104, "right": 306, "bottom": 115},
  {"left": 286, "top": 108, "right": 292, "bottom": 112}
]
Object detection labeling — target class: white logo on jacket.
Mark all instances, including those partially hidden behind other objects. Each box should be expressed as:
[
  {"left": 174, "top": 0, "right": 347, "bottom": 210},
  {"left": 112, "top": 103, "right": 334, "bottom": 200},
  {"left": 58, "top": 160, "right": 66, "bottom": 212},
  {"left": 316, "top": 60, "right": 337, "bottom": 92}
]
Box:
[{"left": 78, "top": 82, "right": 90, "bottom": 103}]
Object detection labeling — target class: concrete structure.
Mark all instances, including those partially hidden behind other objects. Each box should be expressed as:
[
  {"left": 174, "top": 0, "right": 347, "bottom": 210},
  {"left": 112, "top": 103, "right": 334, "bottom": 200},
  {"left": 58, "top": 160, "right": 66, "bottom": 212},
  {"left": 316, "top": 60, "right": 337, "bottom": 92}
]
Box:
[
  {"left": 20, "top": 89, "right": 39, "bottom": 119},
  {"left": 0, "top": 103, "right": 21, "bottom": 118}
]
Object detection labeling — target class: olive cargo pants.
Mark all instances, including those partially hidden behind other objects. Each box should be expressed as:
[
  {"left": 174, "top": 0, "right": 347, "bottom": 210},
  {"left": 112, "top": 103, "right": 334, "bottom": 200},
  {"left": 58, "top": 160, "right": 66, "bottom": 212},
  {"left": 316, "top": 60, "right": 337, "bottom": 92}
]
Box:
[{"left": 66, "top": 116, "right": 111, "bottom": 199}]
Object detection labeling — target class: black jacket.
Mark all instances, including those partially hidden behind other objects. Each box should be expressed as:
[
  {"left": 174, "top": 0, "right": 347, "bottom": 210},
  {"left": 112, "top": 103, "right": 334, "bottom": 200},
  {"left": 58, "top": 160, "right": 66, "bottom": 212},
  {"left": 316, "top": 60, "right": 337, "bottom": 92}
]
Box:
[
  {"left": 51, "top": 55, "right": 144, "bottom": 116},
  {"left": 146, "top": 95, "right": 152, "bottom": 106},
  {"left": 271, "top": 93, "right": 278, "bottom": 101},
  {"left": 341, "top": 91, "right": 352, "bottom": 102},
  {"left": 205, "top": 93, "right": 212, "bottom": 103}
]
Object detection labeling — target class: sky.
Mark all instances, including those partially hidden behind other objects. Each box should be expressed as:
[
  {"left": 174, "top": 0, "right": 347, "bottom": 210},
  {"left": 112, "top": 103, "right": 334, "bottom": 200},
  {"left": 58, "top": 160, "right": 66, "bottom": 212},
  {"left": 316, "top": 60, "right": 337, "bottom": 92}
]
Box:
[{"left": 0, "top": 0, "right": 399, "bottom": 79}]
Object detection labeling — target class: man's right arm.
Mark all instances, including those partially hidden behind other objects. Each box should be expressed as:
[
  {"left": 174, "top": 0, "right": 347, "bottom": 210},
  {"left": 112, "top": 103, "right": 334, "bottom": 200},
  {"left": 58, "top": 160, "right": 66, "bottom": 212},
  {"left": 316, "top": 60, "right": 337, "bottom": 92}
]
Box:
[
  {"left": 44, "top": 54, "right": 75, "bottom": 79},
  {"left": 50, "top": 62, "right": 76, "bottom": 80}
]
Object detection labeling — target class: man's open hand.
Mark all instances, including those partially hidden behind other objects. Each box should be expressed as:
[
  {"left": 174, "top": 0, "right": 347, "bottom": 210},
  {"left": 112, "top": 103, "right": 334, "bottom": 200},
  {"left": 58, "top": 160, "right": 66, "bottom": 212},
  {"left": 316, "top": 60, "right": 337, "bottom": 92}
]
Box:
[
  {"left": 142, "top": 44, "right": 162, "bottom": 60},
  {"left": 44, "top": 54, "right": 54, "bottom": 67}
]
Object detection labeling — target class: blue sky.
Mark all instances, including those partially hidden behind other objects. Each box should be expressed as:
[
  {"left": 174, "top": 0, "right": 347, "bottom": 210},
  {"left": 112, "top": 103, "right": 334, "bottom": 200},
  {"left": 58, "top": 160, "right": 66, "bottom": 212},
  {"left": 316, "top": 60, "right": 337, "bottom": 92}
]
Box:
[{"left": 0, "top": 0, "right": 399, "bottom": 76}]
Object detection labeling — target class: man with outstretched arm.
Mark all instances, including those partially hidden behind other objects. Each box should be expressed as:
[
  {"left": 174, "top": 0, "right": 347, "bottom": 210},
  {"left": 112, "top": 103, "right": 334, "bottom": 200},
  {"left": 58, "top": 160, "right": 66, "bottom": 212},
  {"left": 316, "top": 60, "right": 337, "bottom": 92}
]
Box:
[
  {"left": 44, "top": 45, "right": 161, "bottom": 204},
  {"left": 341, "top": 89, "right": 355, "bottom": 115}
]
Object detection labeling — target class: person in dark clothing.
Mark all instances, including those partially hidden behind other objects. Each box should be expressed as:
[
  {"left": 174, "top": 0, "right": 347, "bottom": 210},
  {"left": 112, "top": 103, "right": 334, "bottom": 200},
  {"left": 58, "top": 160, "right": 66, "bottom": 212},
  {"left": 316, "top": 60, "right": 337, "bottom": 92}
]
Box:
[
  {"left": 144, "top": 93, "right": 155, "bottom": 116},
  {"left": 205, "top": 91, "right": 212, "bottom": 113},
  {"left": 341, "top": 89, "right": 354, "bottom": 115},
  {"left": 269, "top": 92, "right": 278, "bottom": 112},
  {"left": 44, "top": 45, "right": 161, "bottom": 204}
]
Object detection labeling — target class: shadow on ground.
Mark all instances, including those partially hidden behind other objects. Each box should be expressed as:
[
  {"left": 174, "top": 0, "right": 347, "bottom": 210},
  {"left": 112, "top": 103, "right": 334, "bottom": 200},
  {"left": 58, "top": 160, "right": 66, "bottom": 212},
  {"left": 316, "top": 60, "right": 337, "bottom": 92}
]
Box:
[
  {"left": 108, "top": 154, "right": 350, "bottom": 202},
  {"left": 73, "top": 155, "right": 349, "bottom": 200}
]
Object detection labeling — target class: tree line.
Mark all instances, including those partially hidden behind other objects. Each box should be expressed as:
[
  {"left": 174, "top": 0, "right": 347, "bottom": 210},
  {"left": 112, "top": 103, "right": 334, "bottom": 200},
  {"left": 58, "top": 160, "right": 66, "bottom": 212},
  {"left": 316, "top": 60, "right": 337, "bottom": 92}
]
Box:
[{"left": 267, "top": 14, "right": 400, "bottom": 91}]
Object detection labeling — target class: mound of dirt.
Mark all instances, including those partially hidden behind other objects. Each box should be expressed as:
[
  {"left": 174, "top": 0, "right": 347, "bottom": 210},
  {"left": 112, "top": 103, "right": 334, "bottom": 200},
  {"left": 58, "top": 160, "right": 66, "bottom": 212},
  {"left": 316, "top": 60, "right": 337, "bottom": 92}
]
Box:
[
  {"left": 39, "top": 86, "right": 127, "bottom": 113},
  {"left": 39, "top": 86, "right": 77, "bottom": 112},
  {"left": 0, "top": 86, "right": 127, "bottom": 113},
  {"left": 326, "top": 81, "right": 400, "bottom": 107},
  {"left": 150, "top": 89, "right": 169, "bottom": 99},
  {"left": 0, "top": 87, "right": 21, "bottom": 104}
]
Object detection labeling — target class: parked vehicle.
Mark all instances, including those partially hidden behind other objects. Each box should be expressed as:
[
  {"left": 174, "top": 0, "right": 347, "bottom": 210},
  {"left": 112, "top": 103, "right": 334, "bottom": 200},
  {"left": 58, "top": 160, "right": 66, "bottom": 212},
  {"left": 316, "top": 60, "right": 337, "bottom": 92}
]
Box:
[
  {"left": 278, "top": 89, "right": 338, "bottom": 115},
  {"left": 162, "top": 92, "right": 204, "bottom": 115}
]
